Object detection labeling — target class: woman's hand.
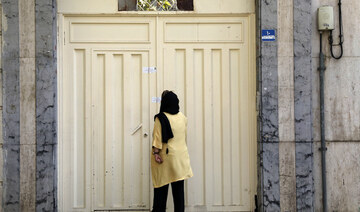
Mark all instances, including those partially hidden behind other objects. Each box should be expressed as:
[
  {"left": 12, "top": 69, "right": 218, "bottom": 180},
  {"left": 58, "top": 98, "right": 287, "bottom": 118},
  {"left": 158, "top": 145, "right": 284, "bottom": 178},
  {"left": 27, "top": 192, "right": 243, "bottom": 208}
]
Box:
[
  {"left": 153, "top": 147, "right": 163, "bottom": 164},
  {"left": 154, "top": 154, "right": 163, "bottom": 164}
]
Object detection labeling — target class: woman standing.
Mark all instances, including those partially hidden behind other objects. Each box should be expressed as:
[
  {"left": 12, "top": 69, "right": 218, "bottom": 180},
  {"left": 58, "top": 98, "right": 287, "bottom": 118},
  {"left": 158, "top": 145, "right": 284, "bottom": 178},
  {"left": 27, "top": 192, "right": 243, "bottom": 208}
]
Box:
[{"left": 151, "top": 90, "right": 193, "bottom": 212}]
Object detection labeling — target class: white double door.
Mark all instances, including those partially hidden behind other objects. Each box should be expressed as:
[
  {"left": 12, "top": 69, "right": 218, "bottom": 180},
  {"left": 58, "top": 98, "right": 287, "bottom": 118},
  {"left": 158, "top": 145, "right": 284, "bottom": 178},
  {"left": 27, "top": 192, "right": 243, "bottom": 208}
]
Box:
[{"left": 60, "top": 15, "right": 256, "bottom": 211}]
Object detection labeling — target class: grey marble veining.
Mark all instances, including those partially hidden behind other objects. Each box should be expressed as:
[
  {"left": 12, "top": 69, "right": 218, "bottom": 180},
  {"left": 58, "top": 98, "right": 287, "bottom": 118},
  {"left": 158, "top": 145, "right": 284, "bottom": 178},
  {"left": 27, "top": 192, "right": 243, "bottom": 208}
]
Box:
[
  {"left": 35, "top": 0, "right": 57, "bottom": 211},
  {"left": 261, "top": 54, "right": 279, "bottom": 142},
  {"left": 2, "top": 0, "right": 21, "bottom": 211},
  {"left": 258, "top": 0, "right": 280, "bottom": 211},
  {"left": 293, "top": 0, "right": 314, "bottom": 210},
  {"left": 261, "top": 0, "right": 279, "bottom": 143},
  {"left": 262, "top": 143, "right": 280, "bottom": 210},
  {"left": 293, "top": 0, "right": 312, "bottom": 142},
  {"left": 2, "top": 144, "right": 20, "bottom": 211},
  {"left": 36, "top": 144, "right": 56, "bottom": 211},
  {"left": 295, "top": 142, "right": 314, "bottom": 210},
  {"left": 260, "top": 0, "right": 277, "bottom": 28}
]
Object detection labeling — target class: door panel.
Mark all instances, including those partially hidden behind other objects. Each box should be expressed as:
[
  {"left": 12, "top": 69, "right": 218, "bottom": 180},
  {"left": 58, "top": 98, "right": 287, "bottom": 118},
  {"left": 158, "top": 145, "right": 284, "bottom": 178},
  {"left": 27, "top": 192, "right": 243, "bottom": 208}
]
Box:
[
  {"left": 62, "top": 47, "right": 92, "bottom": 211},
  {"left": 92, "top": 51, "right": 150, "bottom": 210},
  {"left": 61, "top": 16, "right": 156, "bottom": 212}
]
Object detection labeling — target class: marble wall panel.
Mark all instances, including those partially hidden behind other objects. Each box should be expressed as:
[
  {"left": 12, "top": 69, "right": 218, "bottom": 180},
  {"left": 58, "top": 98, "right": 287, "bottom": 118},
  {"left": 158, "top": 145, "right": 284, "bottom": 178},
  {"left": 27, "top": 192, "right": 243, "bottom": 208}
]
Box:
[
  {"left": 19, "top": 58, "right": 36, "bottom": 145},
  {"left": 278, "top": 0, "right": 293, "bottom": 58},
  {"left": 2, "top": 144, "right": 20, "bottom": 211},
  {"left": 19, "top": 0, "right": 37, "bottom": 210},
  {"left": 258, "top": 0, "right": 280, "bottom": 210},
  {"left": 262, "top": 143, "right": 280, "bottom": 210},
  {"left": 279, "top": 142, "right": 296, "bottom": 212},
  {"left": 277, "top": 0, "right": 296, "bottom": 210},
  {"left": 20, "top": 144, "right": 36, "bottom": 211},
  {"left": 278, "top": 55, "right": 294, "bottom": 142},
  {"left": 19, "top": 0, "right": 35, "bottom": 59},
  {"left": 0, "top": 3, "right": 3, "bottom": 211},
  {"left": 293, "top": 0, "right": 315, "bottom": 210},
  {"left": 294, "top": 56, "right": 313, "bottom": 142},
  {"left": 313, "top": 57, "right": 360, "bottom": 142},
  {"left": 260, "top": 0, "right": 279, "bottom": 142},
  {"left": 2, "top": 0, "right": 20, "bottom": 211},
  {"left": 36, "top": 144, "right": 56, "bottom": 211},
  {"left": 314, "top": 142, "right": 360, "bottom": 211},
  {"left": 35, "top": 0, "right": 57, "bottom": 211},
  {"left": 312, "top": 57, "right": 321, "bottom": 142},
  {"left": 295, "top": 142, "right": 314, "bottom": 210}
]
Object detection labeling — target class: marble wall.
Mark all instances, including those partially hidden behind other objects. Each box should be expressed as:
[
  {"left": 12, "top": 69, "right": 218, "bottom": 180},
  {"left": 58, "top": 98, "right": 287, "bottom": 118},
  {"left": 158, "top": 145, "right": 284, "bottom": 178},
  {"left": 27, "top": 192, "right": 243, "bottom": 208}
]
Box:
[
  {"left": 269, "top": 0, "right": 360, "bottom": 210},
  {"left": 0, "top": 3, "right": 3, "bottom": 211},
  {"left": 260, "top": 0, "right": 315, "bottom": 211},
  {"left": 312, "top": 0, "right": 360, "bottom": 211},
  {"left": 293, "top": 0, "right": 315, "bottom": 210},
  {"left": 35, "top": 0, "right": 57, "bottom": 211},
  {"left": 2, "top": 0, "right": 21, "bottom": 211},
  {"left": 258, "top": 0, "right": 280, "bottom": 210},
  {"left": 2, "top": 0, "right": 57, "bottom": 211},
  {"left": 19, "top": 0, "right": 36, "bottom": 211},
  {"left": 278, "top": 0, "right": 296, "bottom": 211}
]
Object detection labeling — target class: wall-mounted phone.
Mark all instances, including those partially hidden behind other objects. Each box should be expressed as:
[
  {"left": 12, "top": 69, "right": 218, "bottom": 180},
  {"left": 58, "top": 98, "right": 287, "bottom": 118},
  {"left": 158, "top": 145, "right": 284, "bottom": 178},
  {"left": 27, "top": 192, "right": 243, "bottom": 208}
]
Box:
[{"left": 318, "top": 6, "right": 334, "bottom": 31}]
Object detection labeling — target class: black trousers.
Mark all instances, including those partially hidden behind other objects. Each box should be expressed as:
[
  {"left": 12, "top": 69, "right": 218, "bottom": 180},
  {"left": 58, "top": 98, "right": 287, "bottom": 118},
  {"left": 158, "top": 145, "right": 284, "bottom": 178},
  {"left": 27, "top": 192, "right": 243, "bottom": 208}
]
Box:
[{"left": 152, "top": 180, "right": 185, "bottom": 212}]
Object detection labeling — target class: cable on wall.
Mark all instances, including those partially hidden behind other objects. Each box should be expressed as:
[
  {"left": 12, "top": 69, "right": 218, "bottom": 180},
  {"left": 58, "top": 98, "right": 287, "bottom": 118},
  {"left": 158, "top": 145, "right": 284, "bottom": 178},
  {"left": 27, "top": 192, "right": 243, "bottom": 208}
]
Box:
[{"left": 328, "top": 0, "right": 344, "bottom": 59}]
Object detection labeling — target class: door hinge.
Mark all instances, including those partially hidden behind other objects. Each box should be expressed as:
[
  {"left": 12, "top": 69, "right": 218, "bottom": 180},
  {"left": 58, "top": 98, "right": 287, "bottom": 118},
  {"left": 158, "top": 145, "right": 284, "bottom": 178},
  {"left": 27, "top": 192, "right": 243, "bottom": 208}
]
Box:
[{"left": 256, "top": 91, "right": 261, "bottom": 112}]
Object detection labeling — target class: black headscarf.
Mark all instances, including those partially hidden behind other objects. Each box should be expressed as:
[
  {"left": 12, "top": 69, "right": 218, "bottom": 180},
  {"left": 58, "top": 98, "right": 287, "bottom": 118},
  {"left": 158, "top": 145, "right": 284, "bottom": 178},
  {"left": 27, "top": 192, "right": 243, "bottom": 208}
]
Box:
[{"left": 154, "top": 91, "right": 179, "bottom": 145}]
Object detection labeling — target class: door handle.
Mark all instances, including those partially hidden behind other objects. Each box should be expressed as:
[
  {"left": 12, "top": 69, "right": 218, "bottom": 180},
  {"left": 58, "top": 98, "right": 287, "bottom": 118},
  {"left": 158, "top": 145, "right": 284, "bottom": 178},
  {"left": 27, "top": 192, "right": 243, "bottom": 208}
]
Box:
[
  {"left": 144, "top": 132, "right": 148, "bottom": 137},
  {"left": 131, "top": 123, "right": 142, "bottom": 135}
]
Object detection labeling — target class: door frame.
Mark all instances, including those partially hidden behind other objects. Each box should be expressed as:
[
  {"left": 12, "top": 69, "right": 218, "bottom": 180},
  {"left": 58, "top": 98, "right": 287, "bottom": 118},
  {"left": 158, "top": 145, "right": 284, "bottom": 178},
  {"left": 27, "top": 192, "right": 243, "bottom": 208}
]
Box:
[{"left": 57, "top": 12, "right": 257, "bottom": 211}]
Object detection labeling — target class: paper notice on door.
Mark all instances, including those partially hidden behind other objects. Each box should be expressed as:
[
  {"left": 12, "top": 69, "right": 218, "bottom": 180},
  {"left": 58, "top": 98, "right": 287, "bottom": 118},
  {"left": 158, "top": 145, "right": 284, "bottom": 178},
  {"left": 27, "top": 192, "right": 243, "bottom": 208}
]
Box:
[
  {"left": 151, "top": 97, "right": 161, "bottom": 103},
  {"left": 143, "top": 67, "right": 157, "bottom": 73}
]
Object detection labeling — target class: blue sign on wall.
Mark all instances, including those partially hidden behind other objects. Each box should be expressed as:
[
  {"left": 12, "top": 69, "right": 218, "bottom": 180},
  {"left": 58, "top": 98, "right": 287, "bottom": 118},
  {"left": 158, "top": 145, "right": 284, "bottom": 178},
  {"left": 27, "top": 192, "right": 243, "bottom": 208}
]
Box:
[{"left": 262, "top": 29, "right": 276, "bottom": 41}]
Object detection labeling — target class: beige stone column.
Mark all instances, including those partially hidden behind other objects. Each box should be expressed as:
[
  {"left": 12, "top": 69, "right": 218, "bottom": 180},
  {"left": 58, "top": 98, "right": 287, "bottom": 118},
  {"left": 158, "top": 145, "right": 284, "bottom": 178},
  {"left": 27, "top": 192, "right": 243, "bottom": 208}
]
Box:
[
  {"left": 19, "top": 0, "right": 36, "bottom": 211},
  {"left": 278, "top": 0, "right": 296, "bottom": 211}
]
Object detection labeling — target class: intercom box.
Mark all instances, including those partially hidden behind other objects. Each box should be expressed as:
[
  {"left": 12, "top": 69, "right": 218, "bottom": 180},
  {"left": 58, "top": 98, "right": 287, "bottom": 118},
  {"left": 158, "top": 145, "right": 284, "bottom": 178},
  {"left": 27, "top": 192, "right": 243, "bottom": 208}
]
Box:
[{"left": 318, "top": 6, "right": 334, "bottom": 31}]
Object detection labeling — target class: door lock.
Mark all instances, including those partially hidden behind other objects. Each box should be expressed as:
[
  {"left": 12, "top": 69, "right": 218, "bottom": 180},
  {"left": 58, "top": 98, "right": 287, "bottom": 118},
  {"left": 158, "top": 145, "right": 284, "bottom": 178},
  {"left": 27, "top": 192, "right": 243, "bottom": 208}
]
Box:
[{"left": 144, "top": 132, "right": 148, "bottom": 137}]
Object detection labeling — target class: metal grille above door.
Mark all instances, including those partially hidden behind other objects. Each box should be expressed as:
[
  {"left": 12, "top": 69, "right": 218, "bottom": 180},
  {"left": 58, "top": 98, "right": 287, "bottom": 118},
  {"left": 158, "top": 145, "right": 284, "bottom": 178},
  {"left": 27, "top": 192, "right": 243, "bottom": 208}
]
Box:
[{"left": 137, "top": 0, "right": 178, "bottom": 11}]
